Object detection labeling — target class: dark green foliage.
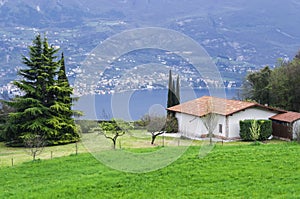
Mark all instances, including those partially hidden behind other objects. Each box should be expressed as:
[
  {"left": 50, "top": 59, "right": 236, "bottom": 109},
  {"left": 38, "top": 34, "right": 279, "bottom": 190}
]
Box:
[
  {"left": 165, "top": 116, "right": 178, "bottom": 133},
  {"left": 269, "top": 57, "right": 300, "bottom": 111},
  {"left": 167, "top": 71, "right": 180, "bottom": 113},
  {"left": 242, "top": 52, "right": 300, "bottom": 112},
  {"left": 242, "top": 66, "right": 272, "bottom": 105},
  {"left": 240, "top": 120, "right": 272, "bottom": 141},
  {"left": 3, "top": 35, "right": 79, "bottom": 146},
  {"left": 167, "top": 70, "right": 174, "bottom": 111},
  {"left": 259, "top": 120, "right": 273, "bottom": 140},
  {"left": 166, "top": 70, "right": 180, "bottom": 133},
  {"left": 0, "top": 102, "right": 14, "bottom": 141}
]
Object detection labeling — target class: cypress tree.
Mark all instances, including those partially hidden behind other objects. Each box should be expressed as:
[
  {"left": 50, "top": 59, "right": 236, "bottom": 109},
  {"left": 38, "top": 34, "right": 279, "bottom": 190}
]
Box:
[
  {"left": 176, "top": 75, "right": 180, "bottom": 105},
  {"left": 167, "top": 70, "right": 173, "bottom": 109},
  {"left": 166, "top": 70, "right": 180, "bottom": 133}
]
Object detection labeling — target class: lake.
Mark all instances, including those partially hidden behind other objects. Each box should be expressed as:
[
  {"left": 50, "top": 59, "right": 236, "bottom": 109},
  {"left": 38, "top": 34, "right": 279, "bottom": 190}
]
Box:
[{"left": 74, "top": 88, "right": 239, "bottom": 121}]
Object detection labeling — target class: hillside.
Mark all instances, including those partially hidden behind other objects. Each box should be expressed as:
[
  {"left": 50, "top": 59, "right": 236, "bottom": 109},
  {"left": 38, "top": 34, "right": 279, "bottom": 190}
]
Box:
[
  {"left": 1, "top": 143, "right": 300, "bottom": 198},
  {"left": 0, "top": 0, "right": 300, "bottom": 87}
]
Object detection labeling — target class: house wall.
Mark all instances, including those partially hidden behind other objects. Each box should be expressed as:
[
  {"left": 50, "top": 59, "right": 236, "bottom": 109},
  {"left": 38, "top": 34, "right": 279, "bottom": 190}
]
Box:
[
  {"left": 176, "top": 107, "right": 279, "bottom": 139},
  {"left": 175, "top": 113, "right": 226, "bottom": 138},
  {"left": 227, "top": 107, "right": 278, "bottom": 138},
  {"left": 293, "top": 120, "right": 300, "bottom": 139}
]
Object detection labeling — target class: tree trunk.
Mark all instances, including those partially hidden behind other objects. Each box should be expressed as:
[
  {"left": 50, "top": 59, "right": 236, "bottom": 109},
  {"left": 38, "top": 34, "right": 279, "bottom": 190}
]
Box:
[
  {"left": 151, "top": 136, "right": 155, "bottom": 145},
  {"left": 33, "top": 151, "right": 36, "bottom": 161},
  {"left": 112, "top": 139, "right": 116, "bottom": 149}
]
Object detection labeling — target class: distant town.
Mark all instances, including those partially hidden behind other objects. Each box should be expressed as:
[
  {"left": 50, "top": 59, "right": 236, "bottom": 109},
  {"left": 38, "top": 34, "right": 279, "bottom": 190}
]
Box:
[{"left": 0, "top": 48, "right": 257, "bottom": 99}]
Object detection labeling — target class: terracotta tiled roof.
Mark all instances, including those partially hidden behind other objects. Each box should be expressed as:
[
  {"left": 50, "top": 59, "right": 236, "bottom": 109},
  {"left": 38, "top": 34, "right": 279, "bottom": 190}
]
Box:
[
  {"left": 270, "top": 111, "right": 300, "bottom": 123},
  {"left": 167, "top": 96, "right": 283, "bottom": 117}
]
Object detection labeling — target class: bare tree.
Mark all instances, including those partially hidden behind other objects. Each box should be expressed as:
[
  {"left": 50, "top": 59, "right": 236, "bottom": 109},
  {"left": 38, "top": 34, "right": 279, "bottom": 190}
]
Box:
[
  {"left": 102, "top": 131, "right": 125, "bottom": 149},
  {"left": 201, "top": 100, "right": 219, "bottom": 145},
  {"left": 23, "top": 134, "right": 45, "bottom": 160},
  {"left": 146, "top": 116, "right": 166, "bottom": 145}
]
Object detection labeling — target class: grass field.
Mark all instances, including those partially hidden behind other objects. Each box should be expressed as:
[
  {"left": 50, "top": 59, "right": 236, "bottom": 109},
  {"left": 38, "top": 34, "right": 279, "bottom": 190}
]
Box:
[
  {"left": 0, "top": 140, "right": 300, "bottom": 198},
  {"left": 0, "top": 131, "right": 203, "bottom": 167}
]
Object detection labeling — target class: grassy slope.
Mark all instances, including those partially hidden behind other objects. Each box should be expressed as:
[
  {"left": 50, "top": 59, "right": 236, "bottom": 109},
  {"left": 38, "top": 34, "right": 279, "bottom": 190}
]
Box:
[
  {"left": 0, "top": 141, "right": 88, "bottom": 167},
  {"left": 0, "top": 142, "right": 300, "bottom": 198}
]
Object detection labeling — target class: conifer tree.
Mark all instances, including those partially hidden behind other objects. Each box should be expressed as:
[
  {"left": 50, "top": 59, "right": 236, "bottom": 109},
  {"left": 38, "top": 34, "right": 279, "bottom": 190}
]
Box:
[
  {"left": 167, "top": 70, "right": 180, "bottom": 112},
  {"left": 4, "top": 35, "right": 79, "bottom": 146},
  {"left": 167, "top": 70, "right": 174, "bottom": 112},
  {"left": 49, "top": 53, "right": 79, "bottom": 143},
  {"left": 166, "top": 70, "right": 180, "bottom": 133},
  {"left": 176, "top": 75, "right": 180, "bottom": 105}
]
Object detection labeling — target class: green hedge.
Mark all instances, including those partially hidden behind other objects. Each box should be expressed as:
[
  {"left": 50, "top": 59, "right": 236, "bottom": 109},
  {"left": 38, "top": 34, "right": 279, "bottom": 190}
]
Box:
[{"left": 239, "top": 119, "right": 272, "bottom": 141}]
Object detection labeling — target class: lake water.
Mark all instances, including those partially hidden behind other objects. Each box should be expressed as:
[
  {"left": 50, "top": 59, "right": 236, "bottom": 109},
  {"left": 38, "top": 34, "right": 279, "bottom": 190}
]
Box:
[{"left": 75, "top": 88, "right": 239, "bottom": 121}]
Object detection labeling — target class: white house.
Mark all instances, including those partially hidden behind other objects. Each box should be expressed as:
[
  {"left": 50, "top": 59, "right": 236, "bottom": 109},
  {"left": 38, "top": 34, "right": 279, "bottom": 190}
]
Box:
[
  {"left": 167, "top": 96, "right": 285, "bottom": 140},
  {"left": 270, "top": 112, "right": 300, "bottom": 140}
]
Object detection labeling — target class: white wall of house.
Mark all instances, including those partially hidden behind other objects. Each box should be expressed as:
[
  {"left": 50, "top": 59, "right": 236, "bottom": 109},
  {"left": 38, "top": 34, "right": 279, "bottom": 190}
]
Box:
[
  {"left": 176, "top": 107, "right": 279, "bottom": 139},
  {"left": 293, "top": 120, "right": 300, "bottom": 139},
  {"left": 227, "top": 107, "right": 278, "bottom": 138},
  {"left": 176, "top": 113, "right": 226, "bottom": 138},
  {"left": 176, "top": 113, "right": 204, "bottom": 138}
]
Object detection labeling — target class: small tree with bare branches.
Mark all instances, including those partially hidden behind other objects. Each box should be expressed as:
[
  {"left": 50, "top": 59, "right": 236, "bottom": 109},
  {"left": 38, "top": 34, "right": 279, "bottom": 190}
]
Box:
[
  {"left": 201, "top": 100, "right": 219, "bottom": 145},
  {"left": 147, "top": 116, "right": 166, "bottom": 145},
  {"left": 23, "top": 134, "right": 45, "bottom": 160}
]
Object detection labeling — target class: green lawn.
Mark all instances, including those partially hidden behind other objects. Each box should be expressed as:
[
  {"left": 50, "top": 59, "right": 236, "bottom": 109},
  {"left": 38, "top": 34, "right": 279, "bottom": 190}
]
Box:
[{"left": 0, "top": 141, "right": 299, "bottom": 198}]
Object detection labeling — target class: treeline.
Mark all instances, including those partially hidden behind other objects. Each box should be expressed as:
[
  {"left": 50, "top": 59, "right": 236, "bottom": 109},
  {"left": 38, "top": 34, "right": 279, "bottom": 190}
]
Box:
[{"left": 242, "top": 52, "right": 300, "bottom": 112}]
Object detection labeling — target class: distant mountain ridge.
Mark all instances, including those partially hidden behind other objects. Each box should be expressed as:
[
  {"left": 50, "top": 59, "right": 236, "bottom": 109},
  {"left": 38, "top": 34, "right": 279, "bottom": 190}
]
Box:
[{"left": 0, "top": 0, "right": 300, "bottom": 86}]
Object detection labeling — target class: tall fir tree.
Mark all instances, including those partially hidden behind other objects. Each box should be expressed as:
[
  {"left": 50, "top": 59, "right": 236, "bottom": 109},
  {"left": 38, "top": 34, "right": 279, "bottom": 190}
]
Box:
[
  {"left": 3, "top": 35, "right": 79, "bottom": 146},
  {"left": 48, "top": 53, "right": 79, "bottom": 143}
]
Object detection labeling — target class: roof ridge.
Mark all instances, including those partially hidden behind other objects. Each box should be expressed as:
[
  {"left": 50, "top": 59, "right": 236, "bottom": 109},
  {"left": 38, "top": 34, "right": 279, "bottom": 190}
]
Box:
[{"left": 167, "top": 96, "right": 284, "bottom": 117}]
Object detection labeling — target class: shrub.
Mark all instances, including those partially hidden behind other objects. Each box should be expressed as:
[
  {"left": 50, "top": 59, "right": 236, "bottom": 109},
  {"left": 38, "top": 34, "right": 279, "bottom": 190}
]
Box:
[
  {"left": 75, "top": 120, "right": 99, "bottom": 133},
  {"left": 240, "top": 119, "right": 272, "bottom": 141},
  {"left": 258, "top": 120, "right": 272, "bottom": 140},
  {"left": 134, "top": 115, "right": 150, "bottom": 129},
  {"left": 165, "top": 116, "right": 178, "bottom": 133},
  {"left": 146, "top": 116, "right": 166, "bottom": 133}
]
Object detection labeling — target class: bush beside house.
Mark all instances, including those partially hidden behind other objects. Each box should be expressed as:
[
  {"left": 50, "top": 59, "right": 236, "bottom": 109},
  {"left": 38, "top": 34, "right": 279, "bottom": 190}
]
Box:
[{"left": 240, "top": 119, "right": 272, "bottom": 141}]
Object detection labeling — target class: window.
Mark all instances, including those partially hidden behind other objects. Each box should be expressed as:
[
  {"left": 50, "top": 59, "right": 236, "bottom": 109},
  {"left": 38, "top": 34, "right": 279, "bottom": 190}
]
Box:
[{"left": 219, "top": 124, "right": 223, "bottom": 133}]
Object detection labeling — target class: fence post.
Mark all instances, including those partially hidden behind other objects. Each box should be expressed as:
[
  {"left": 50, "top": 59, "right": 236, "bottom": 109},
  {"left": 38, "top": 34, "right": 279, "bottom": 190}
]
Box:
[
  {"left": 11, "top": 157, "right": 14, "bottom": 167},
  {"left": 51, "top": 151, "right": 53, "bottom": 159},
  {"left": 75, "top": 142, "right": 78, "bottom": 155}
]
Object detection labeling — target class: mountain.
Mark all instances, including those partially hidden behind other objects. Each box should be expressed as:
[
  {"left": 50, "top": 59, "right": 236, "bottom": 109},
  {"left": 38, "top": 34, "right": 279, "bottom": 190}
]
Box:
[{"left": 0, "top": 0, "right": 300, "bottom": 86}]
